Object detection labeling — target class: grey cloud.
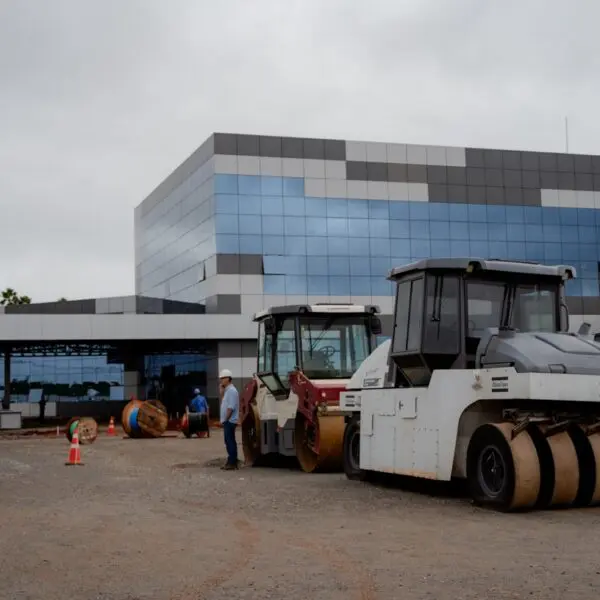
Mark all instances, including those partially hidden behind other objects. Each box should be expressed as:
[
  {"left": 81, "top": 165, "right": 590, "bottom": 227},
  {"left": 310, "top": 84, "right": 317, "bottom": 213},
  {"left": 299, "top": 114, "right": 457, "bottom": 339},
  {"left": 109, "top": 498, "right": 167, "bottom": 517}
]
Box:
[{"left": 1, "top": 0, "right": 599, "bottom": 301}]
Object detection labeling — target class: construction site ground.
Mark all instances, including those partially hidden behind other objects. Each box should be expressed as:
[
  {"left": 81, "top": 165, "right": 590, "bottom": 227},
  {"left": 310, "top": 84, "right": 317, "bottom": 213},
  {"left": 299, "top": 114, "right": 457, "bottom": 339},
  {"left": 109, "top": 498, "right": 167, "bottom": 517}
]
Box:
[{"left": 2, "top": 428, "right": 600, "bottom": 600}]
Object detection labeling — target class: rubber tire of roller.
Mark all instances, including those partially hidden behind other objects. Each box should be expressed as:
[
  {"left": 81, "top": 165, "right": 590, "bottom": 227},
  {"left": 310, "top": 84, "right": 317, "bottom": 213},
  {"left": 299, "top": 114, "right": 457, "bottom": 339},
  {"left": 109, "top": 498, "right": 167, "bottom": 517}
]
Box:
[
  {"left": 241, "top": 405, "right": 262, "bottom": 466},
  {"left": 466, "top": 423, "right": 540, "bottom": 512},
  {"left": 342, "top": 416, "right": 369, "bottom": 481}
]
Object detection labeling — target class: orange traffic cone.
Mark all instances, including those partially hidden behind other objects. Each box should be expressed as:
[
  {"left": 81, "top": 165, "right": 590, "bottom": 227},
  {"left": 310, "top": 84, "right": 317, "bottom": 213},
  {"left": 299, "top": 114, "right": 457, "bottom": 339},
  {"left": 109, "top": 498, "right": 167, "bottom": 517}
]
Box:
[
  {"left": 65, "top": 427, "right": 83, "bottom": 466},
  {"left": 107, "top": 416, "right": 115, "bottom": 436}
]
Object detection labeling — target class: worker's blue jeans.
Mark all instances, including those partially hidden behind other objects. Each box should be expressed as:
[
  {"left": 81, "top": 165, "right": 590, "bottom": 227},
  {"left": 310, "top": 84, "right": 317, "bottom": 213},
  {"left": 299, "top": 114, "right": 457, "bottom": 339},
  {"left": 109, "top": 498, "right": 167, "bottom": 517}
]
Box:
[{"left": 223, "top": 421, "right": 238, "bottom": 465}]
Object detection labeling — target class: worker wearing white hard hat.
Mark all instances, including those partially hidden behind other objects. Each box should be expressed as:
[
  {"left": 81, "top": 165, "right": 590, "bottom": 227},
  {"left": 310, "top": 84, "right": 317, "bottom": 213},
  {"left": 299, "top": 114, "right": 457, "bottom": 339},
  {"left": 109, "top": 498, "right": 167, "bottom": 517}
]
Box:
[{"left": 219, "top": 368, "right": 239, "bottom": 469}]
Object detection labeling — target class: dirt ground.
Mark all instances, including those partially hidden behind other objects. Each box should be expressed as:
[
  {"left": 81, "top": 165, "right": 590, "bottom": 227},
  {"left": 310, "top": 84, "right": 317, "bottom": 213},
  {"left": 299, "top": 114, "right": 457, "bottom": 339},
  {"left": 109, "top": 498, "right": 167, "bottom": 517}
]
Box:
[{"left": 1, "top": 429, "right": 600, "bottom": 600}]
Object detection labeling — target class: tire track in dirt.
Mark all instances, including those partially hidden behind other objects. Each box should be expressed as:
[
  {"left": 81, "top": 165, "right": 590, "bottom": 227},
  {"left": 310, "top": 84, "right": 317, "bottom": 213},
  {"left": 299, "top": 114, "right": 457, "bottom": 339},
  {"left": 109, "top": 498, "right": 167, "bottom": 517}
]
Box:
[
  {"left": 170, "top": 516, "right": 260, "bottom": 600},
  {"left": 289, "top": 536, "right": 377, "bottom": 600}
]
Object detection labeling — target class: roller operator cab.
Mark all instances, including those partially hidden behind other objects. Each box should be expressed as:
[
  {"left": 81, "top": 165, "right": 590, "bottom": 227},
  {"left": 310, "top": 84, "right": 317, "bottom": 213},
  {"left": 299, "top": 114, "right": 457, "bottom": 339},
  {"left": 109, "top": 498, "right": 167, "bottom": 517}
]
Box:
[
  {"left": 340, "top": 258, "right": 600, "bottom": 511},
  {"left": 240, "top": 303, "right": 382, "bottom": 473}
]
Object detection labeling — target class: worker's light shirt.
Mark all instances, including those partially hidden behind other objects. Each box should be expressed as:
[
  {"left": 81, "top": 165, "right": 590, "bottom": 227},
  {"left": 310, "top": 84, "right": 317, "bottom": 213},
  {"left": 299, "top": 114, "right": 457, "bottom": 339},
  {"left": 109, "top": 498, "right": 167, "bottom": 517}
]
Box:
[{"left": 220, "top": 384, "right": 239, "bottom": 424}]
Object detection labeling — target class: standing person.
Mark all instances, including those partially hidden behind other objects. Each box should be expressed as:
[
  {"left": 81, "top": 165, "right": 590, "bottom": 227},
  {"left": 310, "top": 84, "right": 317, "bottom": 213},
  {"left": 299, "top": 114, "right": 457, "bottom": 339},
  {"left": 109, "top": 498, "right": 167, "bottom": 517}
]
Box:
[
  {"left": 219, "top": 369, "right": 239, "bottom": 470},
  {"left": 189, "top": 388, "right": 210, "bottom": 437}
]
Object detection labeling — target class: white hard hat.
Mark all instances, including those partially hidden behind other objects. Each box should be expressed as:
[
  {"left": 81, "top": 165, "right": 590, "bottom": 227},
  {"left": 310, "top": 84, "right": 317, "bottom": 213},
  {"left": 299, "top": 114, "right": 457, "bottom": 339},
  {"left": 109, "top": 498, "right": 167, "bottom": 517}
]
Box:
[
  {"left": 194, "top": 388, "right": 200, "bottom": 394},
  {"left": 219, "top": 369, "right": 233, "bottom": 379}
]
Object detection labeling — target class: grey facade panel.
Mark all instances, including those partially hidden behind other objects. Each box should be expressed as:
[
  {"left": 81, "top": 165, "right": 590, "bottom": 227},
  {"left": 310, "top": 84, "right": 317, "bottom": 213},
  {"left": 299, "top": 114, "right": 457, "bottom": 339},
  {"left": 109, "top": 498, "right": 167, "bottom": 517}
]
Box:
[
  {"left": 205, "top": 294, "right": 242, "bottom": 314},
  {"left": 213, "top": 133, "right": 237, "bottom": 155},
  {"left": 240, "top": 254, "right": 263, "bottom": 275},
  {"left": 259, "top": 135, "right": 282, "bottom": 157},
  {"left": 281, "top": 137, "right": 303, "bottom": 158},
  {"left": 214, "top": 254, "right": 262, "bottom": 275},
  {"left": 303, "top": 138, "right": 325, "bottom": 160},
  {"left": 216, "top": 254, "right": 241, "bottom": 275},
  {"left": 237, "top": 134, "right": 260, "bottom": 156},
  {"left": 324, "top": 139, "right": 346, "bottom": 161}
]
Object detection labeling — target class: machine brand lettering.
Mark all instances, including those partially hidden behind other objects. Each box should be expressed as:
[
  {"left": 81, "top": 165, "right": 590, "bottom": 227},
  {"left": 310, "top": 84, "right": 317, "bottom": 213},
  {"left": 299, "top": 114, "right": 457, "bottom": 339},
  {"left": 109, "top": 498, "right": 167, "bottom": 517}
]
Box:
[
  {"left": 491, "top": 376, "right": 509, "bottom": 392},
  {"left": 363, "top": 377, "right": 380, "bottom": 388}
]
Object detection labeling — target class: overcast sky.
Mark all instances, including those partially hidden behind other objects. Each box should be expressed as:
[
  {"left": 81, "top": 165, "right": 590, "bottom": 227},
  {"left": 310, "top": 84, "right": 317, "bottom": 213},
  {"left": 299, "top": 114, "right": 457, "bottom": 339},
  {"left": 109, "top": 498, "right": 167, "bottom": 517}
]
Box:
[{"left": 1, "top": 0, "right": 598, "bottom": 302}]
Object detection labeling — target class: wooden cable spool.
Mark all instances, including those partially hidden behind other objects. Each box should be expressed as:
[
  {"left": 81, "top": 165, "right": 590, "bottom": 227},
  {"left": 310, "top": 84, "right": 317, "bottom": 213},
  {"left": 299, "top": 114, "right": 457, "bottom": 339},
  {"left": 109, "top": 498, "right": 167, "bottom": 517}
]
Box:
[
  {"left": 121, "top": 398, "right": 168, "bottom": 439},
  {"left": 65, "top": 416, "right": 98, "bottom": 445},
  {"left": 180, "top": 412, "right": 209, "bottom": 438}
]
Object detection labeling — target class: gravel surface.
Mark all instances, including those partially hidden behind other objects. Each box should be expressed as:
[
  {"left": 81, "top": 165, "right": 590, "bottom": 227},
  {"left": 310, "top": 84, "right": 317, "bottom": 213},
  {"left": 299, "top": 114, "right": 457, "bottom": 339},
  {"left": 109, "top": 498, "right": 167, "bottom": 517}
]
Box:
[{"left": 1, "top": 429, "right": 600, "bottom": 599}]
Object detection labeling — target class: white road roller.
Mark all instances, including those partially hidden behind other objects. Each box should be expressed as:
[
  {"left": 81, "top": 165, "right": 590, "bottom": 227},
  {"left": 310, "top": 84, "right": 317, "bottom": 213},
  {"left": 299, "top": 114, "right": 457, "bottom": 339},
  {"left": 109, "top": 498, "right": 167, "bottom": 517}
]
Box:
[{"left": 340, "top": 258, "right": 600, "bottom": 511}]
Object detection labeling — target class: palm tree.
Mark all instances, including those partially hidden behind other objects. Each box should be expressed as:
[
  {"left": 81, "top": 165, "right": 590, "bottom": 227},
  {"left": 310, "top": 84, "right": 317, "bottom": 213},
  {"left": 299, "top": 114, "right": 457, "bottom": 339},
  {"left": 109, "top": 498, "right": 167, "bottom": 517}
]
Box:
[{"left": 0, "top": 288, "right": 31, "bottom": 305}]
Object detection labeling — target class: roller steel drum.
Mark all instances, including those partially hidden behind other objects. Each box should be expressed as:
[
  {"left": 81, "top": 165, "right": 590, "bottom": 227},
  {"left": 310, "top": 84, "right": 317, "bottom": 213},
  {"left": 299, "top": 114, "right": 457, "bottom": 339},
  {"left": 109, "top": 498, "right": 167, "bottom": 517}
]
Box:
[
  {"left": 180, "top": 412, "right": 209, "bottom": 438},
  {"left": 64, "top": 417, "right": 98, "bottom": 445},
  {"left": 121, "top": 399, "right": 168, "bottom": 438},
  {"left": 295, "top": 414, "right": 345, "bottom": 473}
]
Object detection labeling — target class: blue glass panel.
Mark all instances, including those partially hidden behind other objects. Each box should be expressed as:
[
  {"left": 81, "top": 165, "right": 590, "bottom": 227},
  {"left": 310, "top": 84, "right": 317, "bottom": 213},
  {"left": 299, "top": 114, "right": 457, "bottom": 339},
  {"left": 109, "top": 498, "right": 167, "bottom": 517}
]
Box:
[
  {"left": 506, "top": 206, "right": 525, "bottom": 224},
  {"left": 371, "top": 277, "right": 392, "bottom": 296},
  {"left": 468, "top": 204, "right": 487, "bottom": 222},
  {"left": 285, "top": 236, "right": 307, "bottom": 255},
  {"left": 238, "top": 195, "right": 261, "bottom": 215},
  {"left": 562, "top": 243, "right": 580, "bottom": 261},
  {"left": 238, "top": 175, "right": 261, "bottom": 195},
  {"left": 580, "top": 261, "right": 597, "bottom": 278},
  {"left": 488, "top": 223, "right": 507, "bottom": 241},
  {"left": 307, "top": 256, "right": 329, "bottom": 275},
  {"left": 469, "top": 222, "right": 488, "bottom": 241},
  {"left": 579, "top": 227, "right": 596, "bottom": 244},
  {"left": 348, "top": 199, "right": 369, "bottom": 219},
  {"left": 329, "top": 256, "right": 350, "bottom": 276},
  {"left": 410, "top": 220, "right": 430, "bottom": 239},
  {"left": 283, "top": 177, "right": 304, "bottom": 196},
  {"left": 411, "top": 239, "right": 431, "bottom": 258},
  {"left": 429, "top": 203, "right": 450, "bottom": 221},
  {"left": 330, "top": 276, "right": 351, "bottom": 296},
  {"left": 524, "top": 206, "right": 542, "bottom": 224},
  {"left": 370, "top": 257, "right": 392, "bottom": 277},
  {"left": 214, "top": 194, "right": 239, "bottom": 214},
  {"left": 487, "top": 205, "right": 506, "bottom": 223},
  {"left": 525, "top": 242, "right": 543, "bottom": 260},
  {"left": 525, "top": 224, "right": 544, "bottom": 243},
  {"left": 305, "top": 197, "right": 327, "bottom": 216},
  {"left": 389, "top": 201, "right": 409, "bottom": 220},
  {"left": 391, "top": 238, "right": 411, "bottom": 256},
  {"left": 369, "top": 219, "right": 390, "bottom": 238},
  {"left": 596, "top": 212, "right": 600, "bottom": 227},
  {"left": 350, "top": 257, "right": 371, "bottom": 276},
  {"left": 561, "top": 226, "right": 578, "bottom": 243},
  {"left": 239, "top": 235, "right": 262, "bottom": 254},
  {"left": 216, "top": 234, "right": 240, "bottom": 253},
  {"left": 470, "top": 241, "right": 489, "bottom": 257},
  {"left": 239, "top": 215, "right": 261, "bottom": 235},
  {"left": 263, "top": 235, "right": 285, "bottom": 254},
  {"left": 306, "top": 237, "right": 328, "bottom": 256},
  {"left": 349, "top": 237, "right": 370, "bottom": 256},
  {"left": 369, "top": 200, "right": 389, "bottom": 219},
  {"left": 544, "top": 242, "right": 562, "bottom": 261},
  {"left": 283, "top": 196, "right": 305, "bottom": 216},
  {"left": 450, "top": 240, "right": 470, "bottom": 256},
  {"left": 263, "top": 255, "right": 287, "bottom": 274},
  {"left": 542, "top": 207, "right": 560, "bottom": 225},
  {"left": 559, "top": 208, "right": 578, "bottom": 225},
  {"left": 284, "top": 216, "right": 306, "bottom": 236},
  {"left": 430, "top": 221, "right": 450, "bottom": 239},
  {"left": 409, "top": 202, "right": 429, "bottom": 220},
  {"left": 261, "top": 195, "right": 283, "bottom": 215},
  {"left": 580, "top": 244, "right": 598, "bottom": 260},
  {"left": 262, "top": 215, "right": 284, "bottom": 235},
  {"left": 506, "top": 223, "right": 525, "bottom": 242},
  {"left": 285, "top": 275, "right": 307, "bottom": 295},
  {"left": 351, "top": 277, "right": 371, "bottom": 296},
  {"left": 448, "top": 203, "right": 468, "bottom": 221},
  {"left": 430, "top": 240, "right": 450, "bottom": 257},
  {"left": 261, "top": 176, "right": 283, "bottom": 195},
  {"left": 327, "top": 217, "right": 348, "bottom": 236},
  {"left": 370, "top": 238, "right": 391, "bottom": 257},
  {"left": 328, "top": 237, "right": 349, "bottom": 256},
  {"left": 489, "top": 241, "right": 508, "bottom": 258},
  {"left": 214, "top": 174, "right": 238, "bottom": 194},
  {"left": 215, "top": 213, "right": 239, "bottom": 234},
  {"left": 578, "top": 208, "right": 596, "bottom": 226},
  {"left": 582, "top": 279, "right": 599, "bottom": 297},
  {"left": 327, "top": 198, "right": 347, "bottom": 217},
  {"left": 391, "top": 257, "right": 410, "bottom": 270},
  {"left": 286, "top": 256, "right": 307, "bottom": 275},
  {"left": 307, "top": 276, "right": 329, "bottom": 295},
  {"left": 390, "top": 220, "right": 410, "bottom": 238},
  {"left": 450, "top": 221, "right": 469, "bottom": 240},
  {"left": 348, "top": 219, "right": 367, "bottom": 237},
  {"left": 305, "top": 216, "right": 328, "bottom": 236},
  {"left": 543, "top": 225, "right": 561, "bottom": 241},
  {"left": 264, "top": 275, "right": 286, "bottom": 294},
  {"left": 507, "top": 242, "right": 526, "bottom": 260},
  {"left": 565, "top": 278, "right": 582, "bottom": 296}
]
